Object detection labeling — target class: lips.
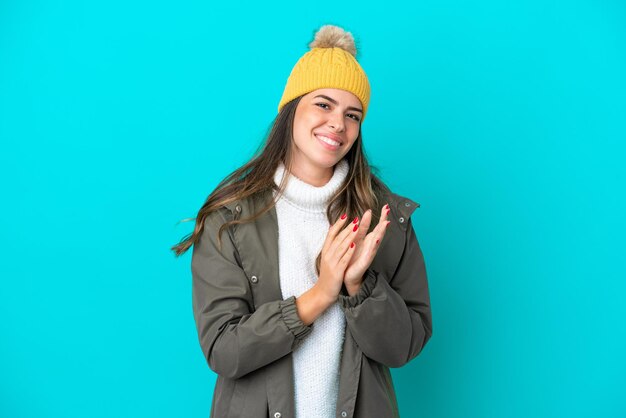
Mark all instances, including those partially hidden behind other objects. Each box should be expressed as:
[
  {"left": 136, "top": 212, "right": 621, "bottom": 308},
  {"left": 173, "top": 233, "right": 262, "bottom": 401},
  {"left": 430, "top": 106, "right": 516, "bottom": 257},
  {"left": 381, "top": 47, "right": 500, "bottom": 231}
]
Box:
[
  {"left": 315, "top": 134, "right": 342, "bottom": 150},
  {"left": 314, "top": 132, "right": 343, "bottom": 144}
]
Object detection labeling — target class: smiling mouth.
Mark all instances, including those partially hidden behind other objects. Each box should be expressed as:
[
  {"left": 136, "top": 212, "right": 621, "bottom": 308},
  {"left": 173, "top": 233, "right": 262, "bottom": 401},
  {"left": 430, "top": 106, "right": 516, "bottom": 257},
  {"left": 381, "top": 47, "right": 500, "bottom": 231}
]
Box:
[{"left": 315, "top": 134, "right": 342, "bottom": 147}]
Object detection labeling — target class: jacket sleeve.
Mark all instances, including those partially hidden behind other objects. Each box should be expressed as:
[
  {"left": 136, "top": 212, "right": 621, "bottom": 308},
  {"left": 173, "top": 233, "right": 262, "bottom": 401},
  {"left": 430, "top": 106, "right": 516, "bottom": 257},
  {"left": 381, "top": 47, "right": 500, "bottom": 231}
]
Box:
[
  {"left": 191, "top": 208, "right": 312, "bottom": 379},
  {"left": 337, "top": 217, "right": 433, "bottom": 368}
]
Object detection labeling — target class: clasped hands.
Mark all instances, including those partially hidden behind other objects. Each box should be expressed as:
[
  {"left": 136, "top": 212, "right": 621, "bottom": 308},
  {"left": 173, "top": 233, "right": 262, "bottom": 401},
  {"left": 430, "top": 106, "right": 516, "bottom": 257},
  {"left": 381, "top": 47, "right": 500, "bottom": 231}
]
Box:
[{"left": 317, "top": 204, "right": 391, "bottom": 300}]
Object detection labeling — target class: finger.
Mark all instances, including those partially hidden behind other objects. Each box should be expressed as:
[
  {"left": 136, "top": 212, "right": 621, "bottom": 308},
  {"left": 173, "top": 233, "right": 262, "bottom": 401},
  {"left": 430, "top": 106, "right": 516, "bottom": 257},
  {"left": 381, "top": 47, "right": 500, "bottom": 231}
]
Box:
[
  {"left": 359, "top": 229, "right": 384, "bottom": 266},
  {"left": 363, "top": 211, "right": 390, "bottom": 248},
  {"left": 370, "top": 217, "right": 391, "bottom": 247},
  {"left": 338, "top": 240, "right": 357, "bottom": 269},
  {"left": 324, "top": 212, "right": 348, "bottom": 252},
  {"left": 338, "top": 216, "right": 362, "bottom": 252},
  {"left": 355, "top": 209, "right": 372, "bottom": 242},
  {"left": 375, "top": 203, "right": 391, "bottom": 237},
  {"left": 332, "top": 212, "right": 349, "bottom": 232},
  {"left": 380, "top": 203, "right": 390, "bottom": 223},
  {"left": 331, "top": 224, "right": 359, "bottom": 264},
  {"left": 328, "top": 215, "right": 359, "bottom": 257}
]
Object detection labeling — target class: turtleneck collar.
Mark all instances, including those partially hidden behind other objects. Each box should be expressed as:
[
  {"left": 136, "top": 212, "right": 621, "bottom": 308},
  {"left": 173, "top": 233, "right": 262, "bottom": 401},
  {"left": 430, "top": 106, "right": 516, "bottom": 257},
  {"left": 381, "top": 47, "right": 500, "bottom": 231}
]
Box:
[{"left": 273, "top": 159, "right": 350, "bottom": 213}]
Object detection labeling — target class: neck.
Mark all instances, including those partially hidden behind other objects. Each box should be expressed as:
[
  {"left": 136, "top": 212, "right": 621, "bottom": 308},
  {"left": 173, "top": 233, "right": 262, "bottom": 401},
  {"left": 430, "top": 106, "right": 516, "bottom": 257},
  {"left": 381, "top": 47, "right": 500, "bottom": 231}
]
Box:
[
  {"left": 273, "top": 159, "right": 350, "bottom": 213},
  {"left": 286, "top": 157, "right": 336, "bottom": 187}
]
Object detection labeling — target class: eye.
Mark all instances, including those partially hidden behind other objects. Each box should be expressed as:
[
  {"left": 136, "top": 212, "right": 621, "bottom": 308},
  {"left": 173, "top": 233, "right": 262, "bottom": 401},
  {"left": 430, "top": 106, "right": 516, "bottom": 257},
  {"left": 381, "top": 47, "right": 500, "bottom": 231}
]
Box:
[{"left": 315, "top": 102, "right": 361, "bottom": 122}]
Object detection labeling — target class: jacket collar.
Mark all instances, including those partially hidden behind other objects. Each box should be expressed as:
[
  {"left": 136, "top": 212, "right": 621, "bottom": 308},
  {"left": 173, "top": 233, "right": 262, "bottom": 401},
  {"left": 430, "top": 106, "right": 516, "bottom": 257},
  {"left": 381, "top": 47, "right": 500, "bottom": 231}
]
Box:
[{"left": 222, "top": 185, "right": 420, "bottom": 231}]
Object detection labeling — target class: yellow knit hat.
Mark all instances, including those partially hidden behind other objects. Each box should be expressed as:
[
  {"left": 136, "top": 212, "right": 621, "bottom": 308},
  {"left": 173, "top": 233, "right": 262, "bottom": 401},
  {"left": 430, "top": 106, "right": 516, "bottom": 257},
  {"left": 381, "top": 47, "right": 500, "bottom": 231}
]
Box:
[{"left": 277, "top": 25, "right": 371, "bottom": 121}]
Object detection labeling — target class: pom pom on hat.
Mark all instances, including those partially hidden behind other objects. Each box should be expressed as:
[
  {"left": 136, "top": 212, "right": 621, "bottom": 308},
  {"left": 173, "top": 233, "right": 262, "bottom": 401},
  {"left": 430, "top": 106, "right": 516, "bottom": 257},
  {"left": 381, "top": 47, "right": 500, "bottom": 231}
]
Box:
[
  {"left": 277, "top": 24, "right": 371, "bottom": 121},
  {"left": 309, "top": 25, "right": 357, "bottom": 57}
]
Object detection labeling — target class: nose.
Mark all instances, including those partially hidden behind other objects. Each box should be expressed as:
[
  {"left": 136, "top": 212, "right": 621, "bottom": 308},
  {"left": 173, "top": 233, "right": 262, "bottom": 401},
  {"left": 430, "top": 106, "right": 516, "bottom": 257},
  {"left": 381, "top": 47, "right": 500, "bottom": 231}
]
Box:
[{"left": 327, "top": 111, "right": 345, "bottom": 133}]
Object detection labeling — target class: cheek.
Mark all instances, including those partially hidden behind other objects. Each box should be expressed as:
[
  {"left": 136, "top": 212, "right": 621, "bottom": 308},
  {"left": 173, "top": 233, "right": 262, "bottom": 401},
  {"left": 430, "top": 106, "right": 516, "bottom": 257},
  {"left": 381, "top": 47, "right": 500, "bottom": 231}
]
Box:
[
  {"left": 292, "top": 124, "right": 312, "bottom": 148},
  {"left": 345, "top": 128, "right": 360, "bottom": 150},
  {"left": 293, "top": 114, "right": 319, "bottom": 139},
  {"left": 349, "top": 125, "right": 360, "bottom": 141},
  {"left": 342, "top": 138, "right": 357, "bottom": 154}
]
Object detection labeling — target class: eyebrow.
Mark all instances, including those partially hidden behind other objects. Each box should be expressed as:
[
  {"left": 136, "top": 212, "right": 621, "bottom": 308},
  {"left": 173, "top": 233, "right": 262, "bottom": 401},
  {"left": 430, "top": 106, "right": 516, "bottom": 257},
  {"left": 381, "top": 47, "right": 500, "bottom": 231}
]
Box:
[{"left": 313, "top": 94, "right": 363, "bottom": 114}]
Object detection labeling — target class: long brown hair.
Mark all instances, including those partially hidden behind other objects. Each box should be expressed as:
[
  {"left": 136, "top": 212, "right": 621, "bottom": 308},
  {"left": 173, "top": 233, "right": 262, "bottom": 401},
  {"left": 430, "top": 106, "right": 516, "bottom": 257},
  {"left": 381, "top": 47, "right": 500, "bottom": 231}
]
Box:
[{"left": 171, "top": 95, "right": 389, "bottom": 273}]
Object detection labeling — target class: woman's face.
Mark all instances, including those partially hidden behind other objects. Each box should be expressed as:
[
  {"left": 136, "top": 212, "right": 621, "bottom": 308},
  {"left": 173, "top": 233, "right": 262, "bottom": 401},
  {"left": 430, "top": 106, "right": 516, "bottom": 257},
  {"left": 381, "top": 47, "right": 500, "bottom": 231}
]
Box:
[{"left": 290, "top": 88, "right": 363, "bottom": 175}]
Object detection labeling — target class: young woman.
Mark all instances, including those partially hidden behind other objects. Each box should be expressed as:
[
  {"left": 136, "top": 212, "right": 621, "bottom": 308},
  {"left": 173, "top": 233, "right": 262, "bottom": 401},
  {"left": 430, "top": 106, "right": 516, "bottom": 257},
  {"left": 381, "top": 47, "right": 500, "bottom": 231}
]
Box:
[{"left": 172, "top": 24, "right": 433, "bottom": 418}]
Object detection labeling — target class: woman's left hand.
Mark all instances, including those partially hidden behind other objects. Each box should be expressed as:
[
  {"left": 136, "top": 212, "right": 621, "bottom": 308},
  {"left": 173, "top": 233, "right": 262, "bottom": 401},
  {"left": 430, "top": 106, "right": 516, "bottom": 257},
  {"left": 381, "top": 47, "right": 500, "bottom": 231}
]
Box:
[{"left": 343, "top": 204, "right": 391, "bottom": 295}]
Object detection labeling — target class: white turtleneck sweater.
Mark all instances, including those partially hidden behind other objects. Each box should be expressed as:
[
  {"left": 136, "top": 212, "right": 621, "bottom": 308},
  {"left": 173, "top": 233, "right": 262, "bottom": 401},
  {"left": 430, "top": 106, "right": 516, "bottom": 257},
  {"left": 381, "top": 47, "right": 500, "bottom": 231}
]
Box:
[{"left": 272, "top": 159, "right": 350, "bottom": 418}]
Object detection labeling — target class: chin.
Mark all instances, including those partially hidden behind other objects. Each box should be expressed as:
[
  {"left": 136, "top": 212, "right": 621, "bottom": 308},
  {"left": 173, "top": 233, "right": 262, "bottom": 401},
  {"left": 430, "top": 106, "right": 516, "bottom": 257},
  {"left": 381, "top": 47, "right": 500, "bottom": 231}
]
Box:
[{"left": 314, "top": 156, "right": 341, "bottom": 168}]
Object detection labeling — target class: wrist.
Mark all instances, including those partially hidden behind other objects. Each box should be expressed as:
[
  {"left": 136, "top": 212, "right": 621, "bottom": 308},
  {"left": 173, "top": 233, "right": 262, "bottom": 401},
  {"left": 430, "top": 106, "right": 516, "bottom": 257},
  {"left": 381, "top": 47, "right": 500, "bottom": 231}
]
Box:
[
  {"left": 313, "top": 284, "right": 337, "bottom": 308},
  {"left": 296, "top": 284, "right": 337, "bottom": 327},
  {"left": 345, "top": 282, "right": 361, "bottom": 297},
  {"left": 344, "top": 273, "right": 365, "bottom": 297}
]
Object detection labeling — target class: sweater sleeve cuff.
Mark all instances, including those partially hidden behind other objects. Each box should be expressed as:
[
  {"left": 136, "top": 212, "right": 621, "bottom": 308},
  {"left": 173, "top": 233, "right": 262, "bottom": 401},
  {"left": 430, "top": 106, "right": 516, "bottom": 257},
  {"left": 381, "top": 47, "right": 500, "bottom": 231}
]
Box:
[
  {"left": 338, "top": 269, "right": 378, "bottom": 309},
  {"left": 279, "top": 296, "right": 313, "bottom": 340}
]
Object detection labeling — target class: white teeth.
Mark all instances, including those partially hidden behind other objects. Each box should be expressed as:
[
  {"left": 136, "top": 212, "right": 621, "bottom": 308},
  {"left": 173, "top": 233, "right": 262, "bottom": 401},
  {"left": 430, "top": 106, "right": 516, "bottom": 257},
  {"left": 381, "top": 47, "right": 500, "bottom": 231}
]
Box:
[{"left": 316, "top": 135, "right": 340, "bottom": 146}]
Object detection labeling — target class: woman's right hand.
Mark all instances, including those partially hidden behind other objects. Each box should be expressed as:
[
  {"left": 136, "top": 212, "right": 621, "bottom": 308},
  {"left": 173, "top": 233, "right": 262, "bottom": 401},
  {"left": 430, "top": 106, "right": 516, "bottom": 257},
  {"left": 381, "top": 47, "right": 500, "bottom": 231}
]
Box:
[{"left": 315, "top": 213, "right": 360, "bottom": 303}]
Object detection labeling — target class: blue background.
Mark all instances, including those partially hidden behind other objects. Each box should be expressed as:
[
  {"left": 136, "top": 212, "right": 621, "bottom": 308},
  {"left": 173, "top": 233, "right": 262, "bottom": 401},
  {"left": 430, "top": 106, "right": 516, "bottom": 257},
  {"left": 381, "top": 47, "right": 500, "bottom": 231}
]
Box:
[{"left": 1, "top": 0, "right": 625, "bottom": 417}]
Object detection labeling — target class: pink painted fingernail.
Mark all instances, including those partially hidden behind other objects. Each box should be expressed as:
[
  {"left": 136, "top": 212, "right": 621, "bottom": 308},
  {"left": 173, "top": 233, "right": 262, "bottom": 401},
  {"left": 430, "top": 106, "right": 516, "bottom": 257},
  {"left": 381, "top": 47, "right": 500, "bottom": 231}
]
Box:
[
  {"left": 384, "top": 204, "right": 389, "bottom": 210},
  {"left": 386, "top": 209, "right": 390, "bottom": 215},
  {"left": 352, "top": 217, "right": 358, "bottom": 224},
  {"left": 386, "top": 221, "right": 391, "bottom": 227},
  {"left": 340, "top": 213, "right": 347, "bottom": 220},
  {"left": 376, "top": 239, "right": 380, "bottom": 244},
  {"left": 350, "top": 242, "right": 355, "bottom": 248},
  {"left": 353, "top": 224, "right": 359, "bottom": 232}
]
